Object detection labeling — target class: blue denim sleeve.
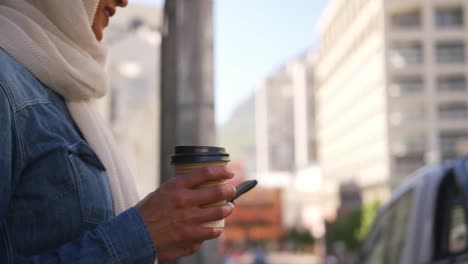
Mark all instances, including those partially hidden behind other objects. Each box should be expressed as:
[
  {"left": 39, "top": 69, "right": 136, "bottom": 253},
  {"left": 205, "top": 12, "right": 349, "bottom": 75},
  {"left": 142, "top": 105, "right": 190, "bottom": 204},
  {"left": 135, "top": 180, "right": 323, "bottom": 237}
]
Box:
[
  {"left": 0, "top": 82, "right": 15, "bottom": 252},
  {"left": 15, "top": 208, "right": 156, "bottom": 264},
  {"left": 0, "top": 85, "right": 156, "bottom": 263}
]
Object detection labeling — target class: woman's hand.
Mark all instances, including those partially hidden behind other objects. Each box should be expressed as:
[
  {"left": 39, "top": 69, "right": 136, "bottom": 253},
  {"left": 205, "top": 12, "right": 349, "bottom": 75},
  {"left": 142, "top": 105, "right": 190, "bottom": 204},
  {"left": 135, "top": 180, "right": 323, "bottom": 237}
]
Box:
[{"left": 134, "top": 166, "right": 236, "bottom": 262}]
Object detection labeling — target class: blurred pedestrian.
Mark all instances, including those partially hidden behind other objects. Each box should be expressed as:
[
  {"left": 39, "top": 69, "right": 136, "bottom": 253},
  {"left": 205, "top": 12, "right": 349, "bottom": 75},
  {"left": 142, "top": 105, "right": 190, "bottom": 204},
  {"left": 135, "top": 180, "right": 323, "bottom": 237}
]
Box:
[
  {"left": 324, "top": 255, "right": 338, "bottom": 264},
  {"left": 0, "top": 0, "right": 236, "bottom": 263},
  {"left": 252, "top": 244, "right": 268, "bottom": 264}
]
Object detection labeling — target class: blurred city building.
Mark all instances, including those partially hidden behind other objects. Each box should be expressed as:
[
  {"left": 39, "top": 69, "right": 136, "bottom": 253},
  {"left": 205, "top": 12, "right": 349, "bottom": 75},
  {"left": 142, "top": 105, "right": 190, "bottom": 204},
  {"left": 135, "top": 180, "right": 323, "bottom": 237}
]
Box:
[
  {"left": 315, "top": 0, "right": 468, "bottom": 216},
  {"left": 224, "top": 185, "right": 283, "bottom": 248},
  {"left": 217, "top": 95, "right": 256, "bottom": 176},
  {"left": 221, "top": 162, "right": 282, "bottom": 249},
  {"left": 223, "top": 187, "right": 282, "bottom": 243},
  {"left": 219, "top": 104, "right": 282, "bottom": 248},
  {"left": 254, "top": 50, "right": 324, "bottom": 236},
  {"left": 220, "top": 48, "right": 322, "bottom": 249},
  {"left": 100, "top": 4, "right": 162, "bottom": 197},
  {"left": 255, "top": 50, "right": 317, "bottom": 183}
]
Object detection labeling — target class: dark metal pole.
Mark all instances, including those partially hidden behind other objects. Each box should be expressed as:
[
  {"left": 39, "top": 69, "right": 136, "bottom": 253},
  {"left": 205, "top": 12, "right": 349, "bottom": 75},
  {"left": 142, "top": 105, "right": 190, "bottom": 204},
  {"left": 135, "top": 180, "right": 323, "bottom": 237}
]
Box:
[{"left": 159, "top": 0, "right": 219, "bottom": 263}]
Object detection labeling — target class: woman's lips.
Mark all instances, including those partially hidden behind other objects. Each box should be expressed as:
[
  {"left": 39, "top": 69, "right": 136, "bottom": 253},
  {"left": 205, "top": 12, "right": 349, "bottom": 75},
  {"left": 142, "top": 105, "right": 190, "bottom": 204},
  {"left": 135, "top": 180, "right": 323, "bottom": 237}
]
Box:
[
  {"left": 105, "top": 7, "right": 116, "bottom": 17},
  {"left": 103, "top": 7, "right": 115, "bottom": 26}
]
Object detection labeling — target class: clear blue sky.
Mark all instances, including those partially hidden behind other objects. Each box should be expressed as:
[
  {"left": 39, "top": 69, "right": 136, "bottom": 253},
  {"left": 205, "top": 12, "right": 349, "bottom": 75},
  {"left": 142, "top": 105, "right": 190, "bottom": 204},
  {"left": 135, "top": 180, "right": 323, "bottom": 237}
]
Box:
[{"left": 132, "top": 0, "right": 329, "bottom": 125}]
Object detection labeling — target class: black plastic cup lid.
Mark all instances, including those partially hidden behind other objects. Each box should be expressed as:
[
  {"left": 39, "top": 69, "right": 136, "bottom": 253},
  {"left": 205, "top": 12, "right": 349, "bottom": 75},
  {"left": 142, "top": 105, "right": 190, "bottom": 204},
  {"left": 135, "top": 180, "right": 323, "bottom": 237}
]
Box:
[{"left": 171, "top": 146, "right": 230, "bottom": 164}]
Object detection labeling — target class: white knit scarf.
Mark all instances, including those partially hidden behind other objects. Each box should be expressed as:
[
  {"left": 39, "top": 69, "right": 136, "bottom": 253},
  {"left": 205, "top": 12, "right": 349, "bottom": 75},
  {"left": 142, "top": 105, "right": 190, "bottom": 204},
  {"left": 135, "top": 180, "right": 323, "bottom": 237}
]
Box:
[{"left": 0, "top": 0, "right": 140, "bottom": 214}]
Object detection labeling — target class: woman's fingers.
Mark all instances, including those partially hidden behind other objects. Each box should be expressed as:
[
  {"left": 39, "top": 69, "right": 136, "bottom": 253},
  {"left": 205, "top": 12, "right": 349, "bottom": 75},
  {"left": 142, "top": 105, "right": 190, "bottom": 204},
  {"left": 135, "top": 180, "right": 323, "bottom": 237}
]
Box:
[
  {"left": 188, "top": 183, "right": 236, "bottom": 206},
  {"left": 181, "top": 226, "right": 224, "bottom": 241},
  {"left": 179, "top": 166, "right": 235, "bottom": 188},
  {"left": 184, "top": 203, "right": 235, "bottom": 223}
]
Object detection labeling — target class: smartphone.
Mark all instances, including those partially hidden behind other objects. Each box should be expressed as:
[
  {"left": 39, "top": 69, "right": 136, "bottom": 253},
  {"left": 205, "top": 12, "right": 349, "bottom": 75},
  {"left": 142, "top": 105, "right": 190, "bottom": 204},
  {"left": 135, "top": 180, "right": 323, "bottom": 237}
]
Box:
[{"left": 228, "top": 180, "right": 258, "bottom": 203}]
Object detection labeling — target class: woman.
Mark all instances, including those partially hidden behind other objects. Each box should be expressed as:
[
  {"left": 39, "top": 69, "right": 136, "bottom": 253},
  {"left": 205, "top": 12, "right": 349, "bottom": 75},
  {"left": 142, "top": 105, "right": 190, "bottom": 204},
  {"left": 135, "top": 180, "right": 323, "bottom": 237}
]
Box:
[{"left": 0, "top": 0, "right": 236, "bottom": 263}]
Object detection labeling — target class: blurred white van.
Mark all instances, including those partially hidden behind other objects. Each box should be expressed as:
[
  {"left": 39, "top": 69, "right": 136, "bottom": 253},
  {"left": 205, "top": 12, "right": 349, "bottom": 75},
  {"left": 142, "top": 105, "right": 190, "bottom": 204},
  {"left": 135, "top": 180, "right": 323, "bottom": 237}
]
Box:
[{"left": 360, "top": 156, "right": 468, "bottom": 264}]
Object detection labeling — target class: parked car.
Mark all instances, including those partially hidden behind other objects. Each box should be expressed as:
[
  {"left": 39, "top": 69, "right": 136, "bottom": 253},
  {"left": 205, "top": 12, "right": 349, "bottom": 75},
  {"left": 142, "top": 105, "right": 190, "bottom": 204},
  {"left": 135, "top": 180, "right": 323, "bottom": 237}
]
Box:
[{"left": 360, "top": 156, "right": 468, "bottom": 263}]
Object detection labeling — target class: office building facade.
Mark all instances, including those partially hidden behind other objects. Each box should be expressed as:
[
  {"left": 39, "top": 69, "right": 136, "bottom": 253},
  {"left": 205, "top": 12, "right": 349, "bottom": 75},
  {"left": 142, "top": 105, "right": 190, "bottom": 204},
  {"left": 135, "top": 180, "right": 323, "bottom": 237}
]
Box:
[{"left": 316, "top": 0, "right": 468, "bottom": 209}]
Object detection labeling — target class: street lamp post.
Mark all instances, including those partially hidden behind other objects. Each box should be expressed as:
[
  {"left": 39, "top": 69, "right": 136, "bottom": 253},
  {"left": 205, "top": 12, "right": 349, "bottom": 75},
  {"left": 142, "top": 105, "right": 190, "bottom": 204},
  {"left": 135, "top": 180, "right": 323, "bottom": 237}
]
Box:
[{"left": 159, "top": 0, "right": 219, "bottom": 263}]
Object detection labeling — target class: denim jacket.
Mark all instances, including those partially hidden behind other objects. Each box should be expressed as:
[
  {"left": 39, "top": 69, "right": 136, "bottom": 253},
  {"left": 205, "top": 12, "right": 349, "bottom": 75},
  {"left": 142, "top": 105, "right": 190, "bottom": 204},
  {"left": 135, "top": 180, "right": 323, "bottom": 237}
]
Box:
[{"left": 0, "top": 49, "right": 156, "bottom": 263}]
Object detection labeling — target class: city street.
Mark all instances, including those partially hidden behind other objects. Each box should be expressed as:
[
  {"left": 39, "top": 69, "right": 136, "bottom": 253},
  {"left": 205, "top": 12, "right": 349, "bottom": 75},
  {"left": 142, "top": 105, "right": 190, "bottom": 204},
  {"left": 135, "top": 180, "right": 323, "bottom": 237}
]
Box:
[
  {"left": 267, "top": 252, "right": 320, "bottom": 264},
  {"left": 228, "top": 252, "right": 321, "bottom": 264}
]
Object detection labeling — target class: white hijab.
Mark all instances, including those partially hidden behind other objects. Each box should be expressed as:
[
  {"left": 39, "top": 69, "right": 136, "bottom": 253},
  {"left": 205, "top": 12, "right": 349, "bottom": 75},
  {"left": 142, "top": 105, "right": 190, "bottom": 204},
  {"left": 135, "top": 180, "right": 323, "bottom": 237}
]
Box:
[{"left": 0, "top": 0, "right": 140, "bottom": 214}]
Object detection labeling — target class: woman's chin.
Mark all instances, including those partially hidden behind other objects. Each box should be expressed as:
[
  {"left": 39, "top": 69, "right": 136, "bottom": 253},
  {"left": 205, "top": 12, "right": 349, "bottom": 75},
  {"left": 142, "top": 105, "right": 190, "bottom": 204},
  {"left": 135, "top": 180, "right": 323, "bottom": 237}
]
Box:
[{"left": 92, "top": 29, "right": 103, "bottom": 41}]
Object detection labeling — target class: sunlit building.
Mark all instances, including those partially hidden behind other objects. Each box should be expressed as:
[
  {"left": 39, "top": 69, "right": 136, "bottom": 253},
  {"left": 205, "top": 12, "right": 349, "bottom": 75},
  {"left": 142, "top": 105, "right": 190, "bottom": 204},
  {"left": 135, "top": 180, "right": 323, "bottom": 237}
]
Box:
[
  {"left": 223, "top": 187, "right": 283, "bottom": 246},
  {"left": 256, "top": 51, "right": 317, "bottom": 182},
  {"left": 255, "top": 50, "right": 323, "bottom": 232},
  {"left": 316, "top": 0, "right": 468, "bottom": 213},
  {"left": 218, "top": 95, "right": 257, "bottom": 176}
]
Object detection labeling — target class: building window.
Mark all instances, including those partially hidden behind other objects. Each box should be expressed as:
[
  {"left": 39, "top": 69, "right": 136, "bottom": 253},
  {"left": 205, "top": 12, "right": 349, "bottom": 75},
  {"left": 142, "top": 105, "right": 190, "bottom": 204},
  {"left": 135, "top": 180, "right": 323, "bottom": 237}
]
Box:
[
  {"left": 390, "top": 76, "right": 424, "bottom": 96},
  {"left": 435, "top": 6, "right": 464, "bottom": 28},
  {"left": 393, "top": 155, "right": 425, "bottom": 178},
  {"left": 439, "top": 103, "right": 468, "bottom": 120},
  {"left": 440, "top": 131, "right": 468, "bottom": 160},
  {"left": 438, "top": 75, "right": 466, "bottom": 92},
  {"left": 392, "top": 10, "right": 421, "bottom": 29},
  {"left": 390, "top": 42, "right": 423, "bottom": 67},
  {"left": 436, "top": 42, "right": 465, "bottom": 64},
  {"left": 392, "top": 135, "right": 426, "bottom": 156},
  {"left": 390, "top": 107, "right": 426, "bottom": 126}
]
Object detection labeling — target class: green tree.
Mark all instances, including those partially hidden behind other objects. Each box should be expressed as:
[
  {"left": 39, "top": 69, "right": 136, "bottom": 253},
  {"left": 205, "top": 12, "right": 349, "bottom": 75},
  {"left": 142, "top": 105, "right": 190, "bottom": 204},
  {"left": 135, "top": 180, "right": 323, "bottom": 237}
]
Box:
[
  {"left": 284, "top": 227, "right": 315, "bottom": 251},
  {"left": 357, "top": 200, "right": 380, "bottom": 241},
  {"left": 326, "top": 200, "right": 380, "bottom": 252}
]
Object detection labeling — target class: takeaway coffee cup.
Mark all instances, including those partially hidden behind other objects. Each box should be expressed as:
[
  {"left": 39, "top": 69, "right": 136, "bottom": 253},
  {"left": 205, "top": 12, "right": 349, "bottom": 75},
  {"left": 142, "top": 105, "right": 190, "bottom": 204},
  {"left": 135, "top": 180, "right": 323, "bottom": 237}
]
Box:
[{"left": 171, "top": 146, "right": 231, "bottom": 228}]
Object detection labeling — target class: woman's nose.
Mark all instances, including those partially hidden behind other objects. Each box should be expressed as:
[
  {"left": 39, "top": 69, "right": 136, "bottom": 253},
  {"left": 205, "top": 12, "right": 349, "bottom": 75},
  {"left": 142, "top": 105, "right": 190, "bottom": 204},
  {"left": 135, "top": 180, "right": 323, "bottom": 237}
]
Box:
[{"left": 116, "top": 0, "right": 128, "bottom": 7}]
